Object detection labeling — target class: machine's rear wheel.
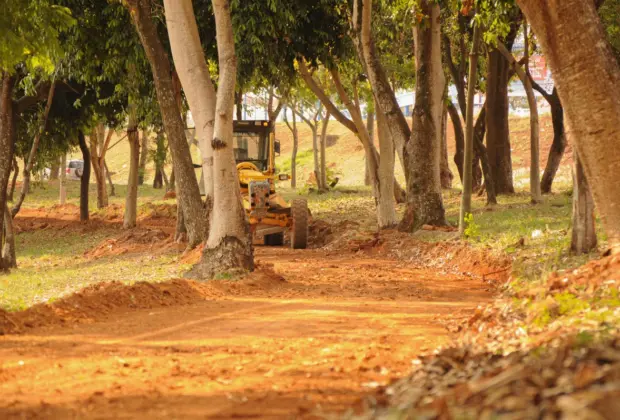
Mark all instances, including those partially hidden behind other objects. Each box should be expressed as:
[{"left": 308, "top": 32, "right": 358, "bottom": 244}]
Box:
[
  {"left": 264, "top": 232, "right": 284, "bottom": 246},
  {"left": 291, "top": 199, "right": 308, "bottom": 249}
]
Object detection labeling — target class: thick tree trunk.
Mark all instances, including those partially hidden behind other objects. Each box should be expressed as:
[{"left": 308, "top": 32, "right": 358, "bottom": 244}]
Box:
[
  {"left": 540, "top": 88, "right": 565, "bottom": 194},
  {"left": 486, "top": 50, "right": 515, "bottom": 195},
  {"left": 78, "top": 131, "right": 90, "bottom": 222},
  {"left": 8, "top": 157, "right": 18, "bottom": 202},
  {"left": 90, "top": 129, "right": 108, "bottom": 209},
  {"left": 59, "top": 154, "right": 67, "bottom": 204},
  {"left": 12, "top": 81, "right": 56, "bottom": 218},
  {"left": 376, "top": 107, "right": 397, "bottom": 228},
  {"left": 519, "top": 0, "right": 620, "bottom": 251},
  {"left": 320, "top": 111, "right": 330, "bottom": 191},
  {"left": 0, "top": 74, "right": 16, "bottom": 271},
  {"left": 447, "top": 100, "right": 465, "bottom": 183},
  {"left": 399, "top": 1, "right": 447, "bottom": 231},
  {"left": 138, "top": 129, "right": 149, "bottom": 185},
  {"left": 188, "top": 0, "right": 253, "bottom": 279},
  {"left": 2, "top": 203, "right": 16, "bottom": 268},
  {"left": 571, "top": 151, "right": 597, "bottom": 254},
  {"left": 440, "top": 104, "right": 453, "bottom": 189},
  {"left": 124, "top": 112, "right": 140, "bottom": 229},
  {"left": 153, "top": 168, "right": 163, "bottom": 189},
  {"left": 169, "top": 168, "right": 176, "bottom": 191},
  {"left": 127, "top": 0, "right": 207, "bottom": 248},
  {"left": 104, "top": 159, "right": 115, "bottom": 197},
  {"left": 163, "top": 0, "right": 216, "bottom": 232}
]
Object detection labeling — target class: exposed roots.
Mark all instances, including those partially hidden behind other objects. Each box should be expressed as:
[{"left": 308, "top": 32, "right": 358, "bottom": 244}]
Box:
[{"left": 184, "top": 235, "right": 253, "bottom": 281}]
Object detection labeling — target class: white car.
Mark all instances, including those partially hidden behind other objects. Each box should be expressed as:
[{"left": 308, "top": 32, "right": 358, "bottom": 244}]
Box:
[{"left": 66, "top": 160, "right": 84, "bottom": 180}]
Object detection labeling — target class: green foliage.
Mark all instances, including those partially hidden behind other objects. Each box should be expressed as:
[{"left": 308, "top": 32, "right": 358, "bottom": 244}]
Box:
[
  {"left": 463, "top": 213, "right": 479, "bottom": 238},
  {"left": 0, "top": 0, "right": 75, "bottom": 73}
]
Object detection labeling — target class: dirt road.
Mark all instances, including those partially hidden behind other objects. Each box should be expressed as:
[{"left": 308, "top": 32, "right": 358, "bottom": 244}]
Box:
[{"left": 0, "top": 247, "right": 492, "bottom": 419}]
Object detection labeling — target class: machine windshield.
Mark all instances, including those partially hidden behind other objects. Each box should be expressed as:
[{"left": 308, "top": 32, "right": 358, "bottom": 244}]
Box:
[{"left": 233, "top": 132, "right": 269, "bottom": 171}]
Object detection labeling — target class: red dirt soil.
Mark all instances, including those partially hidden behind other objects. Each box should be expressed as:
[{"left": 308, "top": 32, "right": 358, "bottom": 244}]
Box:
[{"left": 1, "top": 211, "right": 504, "bottom": 419}]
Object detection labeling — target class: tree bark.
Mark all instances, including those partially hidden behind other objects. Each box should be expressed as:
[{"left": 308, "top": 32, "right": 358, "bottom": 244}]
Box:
[
  {"left": 138, "top": 128, "right": 149, "bottom": 185},
  {"left": 519, "top": 0, "right": 620, "bottom": 251},
  {"left": 78, "top": 131, "right": 90, "bottom": 222},
  {"left": 127, "top": 0, "right": 207, "bottom": 248},
  {"left": 8, "top": 157, "right": 18, "bottom": 202},
  {"left": 0, "top": 73, "right": 16, "bottom": 271},
  {"left": 320, "top": 111, "right": 330, "bottom": 191},
  {"left": 571, "top": 151, "right": 597, "bottom": 254},
  {"left": 235, "top": 90, "right": 243, "bottom": 120},
  {"left": 104, "top": 159, "right": 115, "bottom": 197},
  {"left": 188, "top": 0, "right": 253, "bottom": 279},
  {"left": 12, "top": 81, "right": 56, "bottom": 218},
  {"left": 90, "top": 124, "right": 109, "bottom": 209},
  {"left": 153, "top": 130, "right": 166, "bottom": 189},
  {"left": 365, "top": 110, "right": 375, "bottom": 186},
  {"left": 473, "top": 104, "right": 497, "bottom": 205},
  {"left": 535, "top": 87, "right": 566, "bottom": 194},
  {"left": 460, "top": 17, "right": 481, "bottom": 235},
  {"left": 2, "top": 203, "right": 16, "bottom": 268},
  {"left": 49, "top": 159, "right": 60, "bottom": 181},
  {"left": 399, "top": 1, "right": 447, "bottom": 231},
  {"left": 284, "top": 109, "right": 299, "bottom": 189},
  {"left": 376, "top": 106, "right": 397, "bottom": 228},
  {"left": 447, "top": 100, "right": 465, "bottom": 183},
  {"left": 440, "top": 104, "right": 453, "bottom": 189},
  {"left": 124, "top": 109, "right": 140, "bottom": 229}
]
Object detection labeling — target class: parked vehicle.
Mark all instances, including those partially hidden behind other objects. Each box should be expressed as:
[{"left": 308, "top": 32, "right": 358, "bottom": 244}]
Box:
[{"left": 66, "top": 160, "right": 84, "bottom": 180}]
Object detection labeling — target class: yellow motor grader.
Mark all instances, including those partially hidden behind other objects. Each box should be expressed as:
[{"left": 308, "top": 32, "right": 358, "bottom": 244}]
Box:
[{"left": 195, "top": 120, "right": 308, "bottom": 249}]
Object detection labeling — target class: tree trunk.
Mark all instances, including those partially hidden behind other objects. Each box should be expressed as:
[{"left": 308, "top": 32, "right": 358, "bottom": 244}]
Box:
[
  {"left": 473, "top": 104, "right": 498, "bottom": 205},
  {"left": 440, "top": 104, "right": 453, "bottom": 189},
  {"left": 49, "top": 159, "right": 60, "bottom": 181},
  {"left": 0, "top": 73, "right": 16, "bottom": 271},
  {"left": 460, "top": 18, "right": 481, "bottom": 235},
  {"left": 355, "top": 0, "right": 409, "bottom": 170},
  {"left": 365, "top": 110, "right": 375, "bottom": 186},
  {"left": 169, "top": 168, "right": 176, "bottom": 191},
  {"left": 104, "top": 159, "right": 115, "bottom": 197},
  {"left": 163, "top": 0, "right": 216, "bottom": 233},
  {"left": 235, "top": 90, "right": 243, "bottom": 120},
  {"left": 127, "top": 0, "right": 207, "bottom": 248},
  {"left": 571, "top": 151, "right": 597, "bottom": 254},
  {"left": 78, "top": 131, "right": 90, "bottom": 222},
  {"left": 153, "top": 130, "right": 166, "bottom": 189},
  {"left": 486, "top": 50, "right": 515, "bottom": 195},
  {"left": 59, "top": 154, "right": 67, "bottom": 204},
  {"left": 399, "top": 1, "right": 447, "bottom": 232},
  {"left": 519, "top": 0, "right": 620, "bottom": 251},
  {"left": 124, "top": 111, "right": 140, "bottom": 229},
  {"left": 12, "top": 81, "right": 56, "bottom": 218},
  {"left": 138, "top": 128, "right": 149, "bottom": 185},
  {"left": 90, "top": 128, "right": 108, "bottom": 209},
  {"left": 311, "top": 125, "right": 321, "bottom": 189},
  {"left": 8, "top": 157, "right": 18, "bottom": 202},
  {"left": 285, "top": 109, "right": 298, "bottom": 189},
  {"left": 320, "top": 111, "right": 330, "bottom": 191},
  {"left": 540, "top": 88, "right": 565, "bottom": 194},
  {"left": 2, "top": 203, "right": 16, "bottom": 268},
  {"left": 188, "top": 0, "right": 253, "bottom": 279},
  {"left": 448, "top": 100, "right": 465, "bottom": 183},
  {"left": 376, "top": 106, "right": 397, "bottom": 228}
]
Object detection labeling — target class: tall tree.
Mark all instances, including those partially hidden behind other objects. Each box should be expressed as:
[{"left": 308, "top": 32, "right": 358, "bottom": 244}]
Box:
[
  {"left": 518, "top": 0, "right": 620, "bottom": 252},
  {"left": 125, "top": 0, "right": 207, "bottom": 248}
]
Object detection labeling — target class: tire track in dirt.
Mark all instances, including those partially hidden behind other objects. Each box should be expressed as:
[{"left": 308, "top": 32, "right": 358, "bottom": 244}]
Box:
[{"left": 0, "top": 246, "right": 494, "bottom": 419}]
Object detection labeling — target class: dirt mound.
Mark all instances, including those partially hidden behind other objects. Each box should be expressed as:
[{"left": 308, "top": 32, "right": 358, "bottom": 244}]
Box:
[
  {"left": 84, "top": 228, "right": 176, "bottom": 259},
  {"left": 0, "top": 279, "right": 222, "bottom": 336},
  {"left": 180, "top": 243, "right": 204, "bottom": 264}
]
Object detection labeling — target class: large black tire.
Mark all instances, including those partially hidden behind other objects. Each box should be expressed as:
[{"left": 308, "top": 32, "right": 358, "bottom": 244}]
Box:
[
  {"left": 264, "top": 232, "right": 284, "bottom": 246},
  {"left": 75, "top": 168, "right": 83, "bottom": 178},
  {"left": 291, "top": 199, "right": 308, "bottom": 249}
]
